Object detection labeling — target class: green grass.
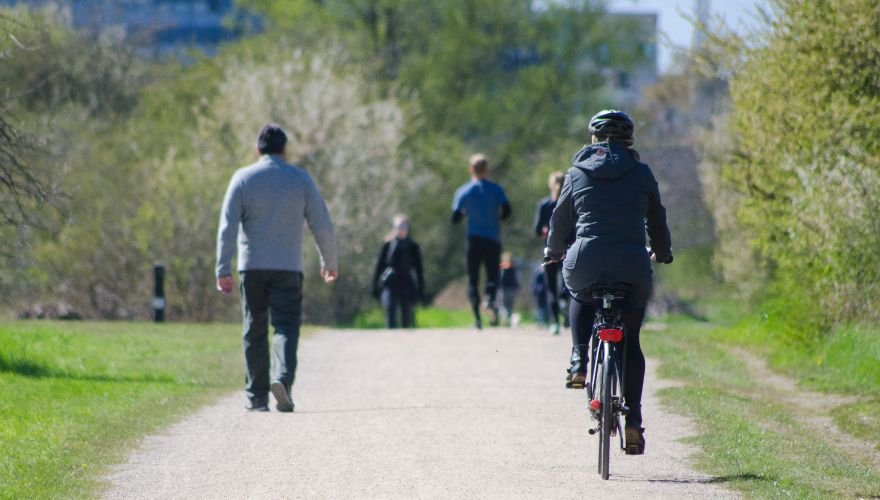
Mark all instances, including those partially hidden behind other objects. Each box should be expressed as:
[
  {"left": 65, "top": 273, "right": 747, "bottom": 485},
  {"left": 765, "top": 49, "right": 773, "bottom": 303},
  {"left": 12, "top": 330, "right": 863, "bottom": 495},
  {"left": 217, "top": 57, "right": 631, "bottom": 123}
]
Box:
[
  {"left": 0, "top": 320, "right": 244, "bottom": 499},
  {"left": 350, "top": 307, "right": 477, "bottom": 328},
  {"left": 831, "top": 400, "right": 880, "bottom": 452},
  {"left": 721, "top": 319, "right": 880, "bottom": 396},
  {"left": 643, "top": 317, "right": 880, "bottom": 498}
]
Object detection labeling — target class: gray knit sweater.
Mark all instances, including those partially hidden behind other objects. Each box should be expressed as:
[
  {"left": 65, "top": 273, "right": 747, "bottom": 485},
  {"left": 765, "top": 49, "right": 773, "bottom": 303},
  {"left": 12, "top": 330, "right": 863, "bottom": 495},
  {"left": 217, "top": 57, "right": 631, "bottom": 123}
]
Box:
[{"left": 216, "top": 155, "right": 337, "bottom": 277}]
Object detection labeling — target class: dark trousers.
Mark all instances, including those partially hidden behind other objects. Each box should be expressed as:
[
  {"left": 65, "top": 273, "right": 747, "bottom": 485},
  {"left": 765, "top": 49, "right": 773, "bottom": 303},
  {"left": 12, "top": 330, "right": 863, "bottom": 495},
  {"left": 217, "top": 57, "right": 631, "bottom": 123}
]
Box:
[
  {"left": 381, "top": 287, "right": 415, "bottom": 328},
  {"left": 466, "top": 236, "right": 501, "bottom": 319},
  {"left": 570, "top": 298, "right": 646, "bottom": 427},
  {"left": 240, "top": 270, "right": 303, "bottom": 403},
  {"left": 544, "top": 261, "right": 562, "bottom": 326}
]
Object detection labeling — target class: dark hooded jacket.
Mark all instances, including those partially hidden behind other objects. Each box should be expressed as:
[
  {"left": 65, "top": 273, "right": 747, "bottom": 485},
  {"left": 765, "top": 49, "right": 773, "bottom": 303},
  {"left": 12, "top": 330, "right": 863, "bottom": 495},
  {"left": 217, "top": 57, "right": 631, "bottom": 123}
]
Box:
[{"left": 546, "top": 142, "right": 672, "bottom": 306}]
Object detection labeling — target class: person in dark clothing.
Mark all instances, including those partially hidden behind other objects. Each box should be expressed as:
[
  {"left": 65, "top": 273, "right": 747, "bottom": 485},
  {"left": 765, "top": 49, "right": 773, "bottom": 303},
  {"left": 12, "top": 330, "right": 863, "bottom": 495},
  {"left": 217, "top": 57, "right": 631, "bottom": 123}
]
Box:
[
  {"left": 530, "top": 265, "right": 550, "bottom": 325},
  {"left": 498, "top": 252, "right": 520, "bottom": 326},
  {"left": 533, "top": 171, "right": 569, "bottom": 335},
  {"left": 371, "top": 214, "right": 425, "bottom": 329},
  {"left": 451, "top": 153, "right": 512, "bottom": 329},
  {"left": 545, "top": 110, "right": 673, "bottom": 455}
]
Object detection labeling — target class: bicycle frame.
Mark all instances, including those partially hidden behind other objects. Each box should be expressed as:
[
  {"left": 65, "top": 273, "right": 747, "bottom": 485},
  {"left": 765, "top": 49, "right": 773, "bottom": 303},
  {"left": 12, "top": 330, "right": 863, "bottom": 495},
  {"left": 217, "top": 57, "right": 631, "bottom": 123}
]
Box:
[{"left": 585, "top": 287, "right": 629, "bottom": 480}]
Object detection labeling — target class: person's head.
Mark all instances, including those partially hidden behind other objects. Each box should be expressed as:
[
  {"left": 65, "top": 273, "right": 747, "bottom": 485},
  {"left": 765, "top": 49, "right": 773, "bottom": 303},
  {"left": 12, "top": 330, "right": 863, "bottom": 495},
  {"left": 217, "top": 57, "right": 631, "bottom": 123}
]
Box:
[
  {"left": 257, "top": 123, "right": 288, "bottom": 156},
  {"left": 468, "top": 153, "right": 489, "bottom": 179},
  {"left": 391, "top": 214, "right": 410, "bottom": 239},
  {"left": 588, "top": 109, "right": 634, "bottom": 147},
  {"left": 548, "top": 171, "right": 565, "bottom": 200},
  {"left": 501, "top": 251, "right": 513, "bottom": 265}
]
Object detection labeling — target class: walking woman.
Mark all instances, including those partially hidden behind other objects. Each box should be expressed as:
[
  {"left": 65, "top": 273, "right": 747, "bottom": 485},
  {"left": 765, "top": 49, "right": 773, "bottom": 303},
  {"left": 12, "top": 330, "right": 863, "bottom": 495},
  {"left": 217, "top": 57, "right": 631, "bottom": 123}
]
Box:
[
  {"left": 533, "top": 171, "right": 568, "bottom": 335},
  {"left": 371, "top": 214, "right": 425, "bottom": 328}
]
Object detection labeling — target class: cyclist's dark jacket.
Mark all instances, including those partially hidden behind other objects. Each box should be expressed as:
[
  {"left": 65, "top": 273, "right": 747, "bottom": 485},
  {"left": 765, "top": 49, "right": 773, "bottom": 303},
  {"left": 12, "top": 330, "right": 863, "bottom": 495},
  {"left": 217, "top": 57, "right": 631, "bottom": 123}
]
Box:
[{"left": 546, "top": 142, "right": 672, "bottom": 307}]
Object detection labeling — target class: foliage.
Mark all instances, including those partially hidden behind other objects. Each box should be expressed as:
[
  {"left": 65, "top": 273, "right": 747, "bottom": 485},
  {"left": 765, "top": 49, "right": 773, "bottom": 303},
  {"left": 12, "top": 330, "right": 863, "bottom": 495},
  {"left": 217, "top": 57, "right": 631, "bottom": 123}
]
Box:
[
  {"left": 831, "top": 400, "right": 880, "bottom": 453},
  {"left": 717, "top": 0, "right": 880, "bottom": 328},
  {"left": 0, "top": 320, "right": 243, "bottom": 499},
  {"left": 350, "top": 306, "right": 477, "bottom": 329},
  {"left": 0, "top": 1, "right": 656, "bottom": 322},
  {"left": 721, "top": 317, "right": 880, "bottom": 396},
  {"left": 0, "top": 7, "right": 151, "bottom": 314},
  {"left": 238, "top": 0, "right": 638, "bottom": 289},
  {"left": 644, "top": 318, "right": 880, "bottom": 498}
]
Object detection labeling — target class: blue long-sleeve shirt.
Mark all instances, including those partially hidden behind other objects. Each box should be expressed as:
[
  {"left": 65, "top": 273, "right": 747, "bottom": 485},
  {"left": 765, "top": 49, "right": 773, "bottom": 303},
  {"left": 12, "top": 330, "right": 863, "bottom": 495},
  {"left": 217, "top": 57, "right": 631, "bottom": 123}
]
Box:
[
  {"left": 216, "top": 155, "right": 337, "bottom": 277},
  {"left": 451, "top": 179, "right": 510, "bottom": 241}
]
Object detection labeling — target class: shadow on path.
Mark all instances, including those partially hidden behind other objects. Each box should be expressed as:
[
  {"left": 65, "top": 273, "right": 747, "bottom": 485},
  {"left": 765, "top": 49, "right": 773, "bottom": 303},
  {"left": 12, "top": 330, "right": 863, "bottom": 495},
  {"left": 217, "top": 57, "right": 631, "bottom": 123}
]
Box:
[{"left": 612, "top": 472, "right": 769, "bottom": 485}]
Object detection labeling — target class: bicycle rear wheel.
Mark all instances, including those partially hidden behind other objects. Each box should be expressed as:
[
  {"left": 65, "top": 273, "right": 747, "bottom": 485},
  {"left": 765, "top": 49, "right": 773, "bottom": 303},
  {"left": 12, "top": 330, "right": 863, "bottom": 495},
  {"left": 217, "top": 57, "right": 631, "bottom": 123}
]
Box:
[{"left": 599, "top": 344, "right": 614, "bottom": 480}]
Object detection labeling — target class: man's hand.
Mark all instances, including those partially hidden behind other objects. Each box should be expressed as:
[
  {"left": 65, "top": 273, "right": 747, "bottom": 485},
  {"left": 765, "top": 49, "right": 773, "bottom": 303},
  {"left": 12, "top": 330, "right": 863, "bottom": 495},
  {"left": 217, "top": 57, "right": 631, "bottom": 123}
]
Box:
[
  {"left": 216, "top": 275, "right": 234, "bottom": 295},
  {"left": 321, "top": 268, "right": 338, "bottom": 283}
]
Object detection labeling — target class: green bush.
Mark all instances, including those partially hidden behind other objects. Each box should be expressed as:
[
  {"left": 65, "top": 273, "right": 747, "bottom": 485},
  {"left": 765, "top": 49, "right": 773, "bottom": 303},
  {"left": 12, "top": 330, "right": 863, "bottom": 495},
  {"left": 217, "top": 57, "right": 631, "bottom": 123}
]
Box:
[{"left": 718, "top": 0, "right": 880, "bottom": 329}]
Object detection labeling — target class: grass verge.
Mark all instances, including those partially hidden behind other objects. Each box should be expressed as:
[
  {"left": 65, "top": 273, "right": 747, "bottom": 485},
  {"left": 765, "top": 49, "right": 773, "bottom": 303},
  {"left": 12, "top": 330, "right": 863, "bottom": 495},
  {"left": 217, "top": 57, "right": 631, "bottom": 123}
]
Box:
[
  {"left": 643, "top": 316, "right": 880, "bottom": 498},
  {"left": 0, "top": 320, "right": 244, "bottom": 499},
  {"left": 351, "top": 307, "right": 477, "bottom": 328}
]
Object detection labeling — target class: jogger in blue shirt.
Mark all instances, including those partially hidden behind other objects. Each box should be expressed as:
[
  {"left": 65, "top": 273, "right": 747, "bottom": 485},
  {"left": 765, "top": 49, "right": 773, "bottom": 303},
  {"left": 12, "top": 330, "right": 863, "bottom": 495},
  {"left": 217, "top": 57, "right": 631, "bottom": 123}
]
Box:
[{"left": 451, "top": 153, "right": 511, "bottom": 328}]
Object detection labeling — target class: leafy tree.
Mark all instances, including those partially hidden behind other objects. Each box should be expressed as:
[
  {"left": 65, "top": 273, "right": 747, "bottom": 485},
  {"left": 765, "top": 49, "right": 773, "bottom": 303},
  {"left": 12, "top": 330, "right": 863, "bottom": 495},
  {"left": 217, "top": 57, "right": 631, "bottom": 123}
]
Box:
[
  {"left": 238, "top": 0, "right": 649, "bottom": 295},
  {"left": 717, "top": 0, "right": 880, "bottom": 328},
  {"left": 0, "top": 13, "right": 55, "bottom": 235}
]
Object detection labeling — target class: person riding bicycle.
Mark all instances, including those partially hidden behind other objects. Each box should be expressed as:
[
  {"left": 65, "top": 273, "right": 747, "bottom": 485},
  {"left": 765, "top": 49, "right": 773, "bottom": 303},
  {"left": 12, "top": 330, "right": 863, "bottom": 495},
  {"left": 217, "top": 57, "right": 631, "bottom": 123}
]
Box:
[{"left": 545, "top": 110, "right": 672, "bottom": 455}]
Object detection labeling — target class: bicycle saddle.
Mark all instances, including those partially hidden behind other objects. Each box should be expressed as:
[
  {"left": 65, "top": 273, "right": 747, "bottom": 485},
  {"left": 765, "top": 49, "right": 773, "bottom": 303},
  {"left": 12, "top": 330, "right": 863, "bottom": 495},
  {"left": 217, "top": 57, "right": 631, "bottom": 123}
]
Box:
[{"left": 588, "top": 282, "right": 631, "bottom": 300}]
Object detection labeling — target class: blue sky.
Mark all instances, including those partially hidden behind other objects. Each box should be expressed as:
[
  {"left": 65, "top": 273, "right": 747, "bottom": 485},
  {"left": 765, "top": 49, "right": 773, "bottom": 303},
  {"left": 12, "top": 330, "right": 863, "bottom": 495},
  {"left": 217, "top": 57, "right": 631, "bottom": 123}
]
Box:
[{"left": 609, "top": 0, "right": 769, "bottom": 73}]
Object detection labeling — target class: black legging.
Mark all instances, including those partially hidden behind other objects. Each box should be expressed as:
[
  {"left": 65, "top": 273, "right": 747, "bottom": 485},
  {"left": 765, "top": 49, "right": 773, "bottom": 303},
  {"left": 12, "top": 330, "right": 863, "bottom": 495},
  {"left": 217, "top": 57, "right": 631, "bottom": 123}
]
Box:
[
  {"left": 466, "top": 236, "right": 501, "bottom": 320},
  {"left": 544, "top": 261, "right": 562, "bottom": 325},
  {"left": 570, "top": 297, "right": 646, "bottom": 427}
]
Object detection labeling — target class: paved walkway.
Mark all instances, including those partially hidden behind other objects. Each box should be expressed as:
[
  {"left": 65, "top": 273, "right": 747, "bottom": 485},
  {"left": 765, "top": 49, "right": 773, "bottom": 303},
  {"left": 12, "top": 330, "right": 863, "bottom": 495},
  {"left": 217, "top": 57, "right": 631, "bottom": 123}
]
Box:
[{"left": 104, "top": 327, "right": 738, "bottom": 499}]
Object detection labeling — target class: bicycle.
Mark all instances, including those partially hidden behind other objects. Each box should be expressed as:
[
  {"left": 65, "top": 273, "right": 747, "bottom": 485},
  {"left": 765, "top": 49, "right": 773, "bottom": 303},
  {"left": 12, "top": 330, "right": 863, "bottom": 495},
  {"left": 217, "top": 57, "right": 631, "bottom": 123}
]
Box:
[{"left": 584, "top": 282, "right": 632, "bottom": 480}]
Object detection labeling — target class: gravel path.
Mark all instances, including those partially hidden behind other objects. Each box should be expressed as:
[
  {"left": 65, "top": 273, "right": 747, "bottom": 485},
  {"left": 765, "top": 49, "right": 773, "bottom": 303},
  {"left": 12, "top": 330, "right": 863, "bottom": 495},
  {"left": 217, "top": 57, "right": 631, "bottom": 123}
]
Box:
[{"left": 103, "top": 327, "right": 738, "bottom": 499}]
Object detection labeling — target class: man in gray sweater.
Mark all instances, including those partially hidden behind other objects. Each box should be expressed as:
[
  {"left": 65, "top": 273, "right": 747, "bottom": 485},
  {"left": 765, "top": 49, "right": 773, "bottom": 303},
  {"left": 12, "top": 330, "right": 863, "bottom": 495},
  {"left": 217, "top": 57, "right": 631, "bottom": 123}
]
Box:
[{"left": 216, "top": 124, "right": 338, "bottom": 412}]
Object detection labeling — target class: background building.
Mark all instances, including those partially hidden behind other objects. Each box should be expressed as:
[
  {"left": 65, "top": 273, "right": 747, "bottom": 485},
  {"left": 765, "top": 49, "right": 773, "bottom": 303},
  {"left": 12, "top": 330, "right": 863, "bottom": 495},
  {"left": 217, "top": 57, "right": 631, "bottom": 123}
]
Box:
[{"left": 0, "top": 0, "right": 245, "bottom": 56}]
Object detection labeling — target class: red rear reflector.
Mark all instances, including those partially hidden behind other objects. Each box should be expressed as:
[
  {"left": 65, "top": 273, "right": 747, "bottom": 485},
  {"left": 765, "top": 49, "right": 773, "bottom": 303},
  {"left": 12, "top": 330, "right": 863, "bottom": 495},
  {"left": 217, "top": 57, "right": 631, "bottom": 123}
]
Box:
[
  {"left": 590, "top": 399, "right": 601, "bottom": 411},
  {"left": 598, "top": 328, "right": 624, "bottom": 343}
]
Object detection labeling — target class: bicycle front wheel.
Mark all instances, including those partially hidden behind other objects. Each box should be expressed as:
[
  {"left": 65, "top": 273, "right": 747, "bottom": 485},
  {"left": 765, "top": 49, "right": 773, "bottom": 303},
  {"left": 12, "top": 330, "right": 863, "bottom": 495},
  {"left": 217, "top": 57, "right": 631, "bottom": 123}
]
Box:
[{"left": 599, "top": 344, "right": 615, "bottom": 480}]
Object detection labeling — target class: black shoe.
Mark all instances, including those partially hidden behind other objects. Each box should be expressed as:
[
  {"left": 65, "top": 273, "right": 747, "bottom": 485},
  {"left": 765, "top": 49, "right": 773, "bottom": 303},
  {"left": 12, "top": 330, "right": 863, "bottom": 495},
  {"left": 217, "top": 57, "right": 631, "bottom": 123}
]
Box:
[
  {"left": 566, "top": 343, "right": 588, "bottom": 388},
  {"left": 271, "top": 382, "right": 294, "bottom": 413},
  {"left": 246, "top": 398, "right": 269, "bottom": 412},
  {"left": 625, "top": 426, "right": 645, "bottom": 455},
  {"left": 473, "top": 318, "right": 483, "bottom": 330}
]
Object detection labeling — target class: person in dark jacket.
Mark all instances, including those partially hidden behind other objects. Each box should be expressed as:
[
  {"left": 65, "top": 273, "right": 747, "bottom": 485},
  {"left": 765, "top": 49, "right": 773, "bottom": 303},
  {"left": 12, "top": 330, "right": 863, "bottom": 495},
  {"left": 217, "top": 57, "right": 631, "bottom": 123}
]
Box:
[
  {"left": 371, "top": 214, "right": 425, "bottom": 329},
  {"left": 533, "top": 171, "right": 568, "bottom": 335},
  {"left": 545, "top": 110, "right": 673, "bottom": 455}
]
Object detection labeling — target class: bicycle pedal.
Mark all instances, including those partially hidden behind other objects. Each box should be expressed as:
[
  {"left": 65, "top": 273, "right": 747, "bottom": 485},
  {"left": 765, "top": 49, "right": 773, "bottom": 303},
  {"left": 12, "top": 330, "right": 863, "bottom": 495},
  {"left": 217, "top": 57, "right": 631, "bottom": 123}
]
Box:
[{"left": 566, "top": 381, "right": 585, "bottom": 389}]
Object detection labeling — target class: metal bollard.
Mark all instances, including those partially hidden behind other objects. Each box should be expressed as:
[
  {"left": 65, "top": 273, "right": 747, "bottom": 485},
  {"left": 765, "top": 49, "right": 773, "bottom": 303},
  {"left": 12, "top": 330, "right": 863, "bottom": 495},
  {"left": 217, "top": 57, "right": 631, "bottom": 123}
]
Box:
[{"left": 153, "top": 263, "right": 166, "bottom": 322}]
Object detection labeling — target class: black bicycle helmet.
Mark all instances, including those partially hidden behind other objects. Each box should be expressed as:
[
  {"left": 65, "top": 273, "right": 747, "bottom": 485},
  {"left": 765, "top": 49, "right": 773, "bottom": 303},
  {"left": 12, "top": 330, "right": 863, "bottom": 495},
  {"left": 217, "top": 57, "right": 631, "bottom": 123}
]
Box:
[{"left": 588, "top": 109, "right": 634, "bottom": 143}]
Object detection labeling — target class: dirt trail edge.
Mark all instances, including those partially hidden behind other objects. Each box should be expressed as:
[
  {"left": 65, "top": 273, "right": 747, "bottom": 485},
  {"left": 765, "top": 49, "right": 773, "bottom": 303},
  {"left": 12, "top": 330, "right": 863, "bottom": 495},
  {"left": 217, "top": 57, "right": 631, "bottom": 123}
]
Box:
[{"left": 103, "top": 327, "right": 738, "bottom": 499}]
